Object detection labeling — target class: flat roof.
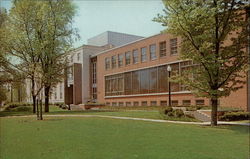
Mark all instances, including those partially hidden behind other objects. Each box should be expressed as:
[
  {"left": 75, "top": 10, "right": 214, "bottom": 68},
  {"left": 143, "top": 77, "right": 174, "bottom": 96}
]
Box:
[{"left": 91, "top": 33, "right": 163, "bottom": 57}]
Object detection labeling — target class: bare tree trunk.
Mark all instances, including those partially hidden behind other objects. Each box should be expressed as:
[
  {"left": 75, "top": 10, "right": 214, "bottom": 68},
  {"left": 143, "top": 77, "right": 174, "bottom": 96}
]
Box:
[
  {"left": 31, "top": 78, "right": 36, "bottom": 113},
  {"left": 44, "top": 85, "right": 50, "bottom": 112},
  {"left": 32, "top": 95, "right": 36, "bottom": 113},
  {"left": 211, "top": 97, "right": 218, "bottom": 126}
]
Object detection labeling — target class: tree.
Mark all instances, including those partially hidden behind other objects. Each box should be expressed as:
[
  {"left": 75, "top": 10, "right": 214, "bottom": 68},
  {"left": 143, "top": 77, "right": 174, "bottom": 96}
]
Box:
[
  {"left": 37, "top": 0, "right": 77, "bottom": 112},
  {"left": 6, "top": 0, "right": 45, "bottom": 113},
  {"left": 154, "top": 0, "right": 249, "bottom": 126},
  {"left": 6, "top": 0, "right": 78, "bottom": 114}
]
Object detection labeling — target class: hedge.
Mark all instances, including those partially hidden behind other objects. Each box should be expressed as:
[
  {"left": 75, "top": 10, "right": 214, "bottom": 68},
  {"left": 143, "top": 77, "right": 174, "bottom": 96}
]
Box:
[{"left": 219, "top": 112, "right": 250, "bottom": 121}]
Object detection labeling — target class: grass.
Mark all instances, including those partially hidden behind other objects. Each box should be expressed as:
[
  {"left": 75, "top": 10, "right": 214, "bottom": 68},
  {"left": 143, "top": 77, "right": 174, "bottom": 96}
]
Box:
[
  {"left": 0, "top": 116, "right": 249, "bottom": 159},
  {"left": 0, "top": 105, "right": 199, "bottom": 122}
]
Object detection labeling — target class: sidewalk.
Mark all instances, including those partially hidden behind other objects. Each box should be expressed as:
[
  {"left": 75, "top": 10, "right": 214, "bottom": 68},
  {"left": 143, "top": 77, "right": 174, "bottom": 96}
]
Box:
[{"left": 2, "top": 114, "right": 249, "bottom": 126}]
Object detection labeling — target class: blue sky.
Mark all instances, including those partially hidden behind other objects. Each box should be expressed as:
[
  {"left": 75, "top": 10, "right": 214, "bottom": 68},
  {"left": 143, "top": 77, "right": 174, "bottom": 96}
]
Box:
[{"left": 1, "top": 0, "right": 166, "bottom": 47}]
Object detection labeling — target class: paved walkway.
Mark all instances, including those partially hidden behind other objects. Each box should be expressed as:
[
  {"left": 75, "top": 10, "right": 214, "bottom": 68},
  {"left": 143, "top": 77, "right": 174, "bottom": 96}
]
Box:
[{"left": 2, "top": 114, "right": 249, "bottom": 126}]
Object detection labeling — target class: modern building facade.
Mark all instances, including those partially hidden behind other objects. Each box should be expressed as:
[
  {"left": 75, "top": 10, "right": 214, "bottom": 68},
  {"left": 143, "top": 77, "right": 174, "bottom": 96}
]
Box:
[{"left": 48, "top": 29, "right": 249, "bottom": 110}]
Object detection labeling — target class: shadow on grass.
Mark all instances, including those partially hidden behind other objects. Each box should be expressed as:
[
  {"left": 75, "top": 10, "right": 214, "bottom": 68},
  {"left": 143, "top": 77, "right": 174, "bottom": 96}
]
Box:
[
  {"left": 0, "top": 109, "right": 113, "bottom": 117},
  {"left": 201, "top": 124, "right": 249, "bottom": 135},
  {"left": 0, "top": 111, "right": 33, "bottom": 117}
]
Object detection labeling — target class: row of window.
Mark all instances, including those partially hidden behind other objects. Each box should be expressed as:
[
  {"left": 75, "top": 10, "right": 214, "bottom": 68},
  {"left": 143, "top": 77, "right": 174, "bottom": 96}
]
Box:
[
  {"left": 105, "top": 38, "right": 178, "bottom": 70},
  {"left": 105, "top": 61, "right": 193, "bottom": 96},
  {"left": 106, "top": 99, "right": 205, "bottom": 107}
]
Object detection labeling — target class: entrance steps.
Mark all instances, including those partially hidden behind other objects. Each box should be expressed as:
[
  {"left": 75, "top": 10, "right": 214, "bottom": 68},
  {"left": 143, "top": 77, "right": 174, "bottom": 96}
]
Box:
[
  {"left": 70, "top": 104, "right": 85, "bottom": 111},
  {"left": 185, "top": 111, "right": 211, "bottom": 122}
]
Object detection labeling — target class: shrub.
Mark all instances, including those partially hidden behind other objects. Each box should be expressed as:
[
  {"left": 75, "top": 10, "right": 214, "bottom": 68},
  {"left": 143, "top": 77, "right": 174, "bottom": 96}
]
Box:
[
  {"left": 164, "top": 107, "right": 173, "bottom": 115},
  {"left": 13, "top": 106, "right": 32, "bottom": 112},
  {"left": 4, "top": 102, "right": 32, "bottom": 111},
  {"left": 173, "top": 109, "right": 184, "bottom": 117},
  {"left": 219, "top": 112, "right": 250, "bottom": 121}
]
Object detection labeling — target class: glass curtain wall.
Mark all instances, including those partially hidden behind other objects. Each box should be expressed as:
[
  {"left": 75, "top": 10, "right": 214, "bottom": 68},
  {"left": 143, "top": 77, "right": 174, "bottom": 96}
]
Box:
[{"left": 105, "top": 61, "right": 192, "bottom": 96}]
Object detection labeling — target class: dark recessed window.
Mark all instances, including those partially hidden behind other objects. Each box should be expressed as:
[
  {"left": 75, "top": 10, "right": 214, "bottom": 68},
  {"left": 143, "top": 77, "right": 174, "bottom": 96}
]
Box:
[
  {"left": 125, "top": 51, "right": 131, "bottom": 65},
  {"left": 150, "top": 101, "right": 157, "bottom": 106},
  {"left": 170, "top": 38, "right": 178, "bottom": 55},
  {"left": 171, "top": 100, "right": 178, "bottom": 106},
  {"left": 141, "top": 101, "right": 148, "bottom": 106},
  {"left": 160, "top": 101, "right": 168, "bottom": 106},
  {"left": 111, "top": 55, "right": 116, "bottom": 68},
  {"left": 126, "top": 102, "right": 131, "bottom": 106},
  {"left": 183, "top": 100, "right": 191, "bottom": 106},
  {"left": 196, "top": 100, "right": 205, "bottom": 106},
  {"left": 132, "top": 49, "right": 139, "bottom": 64},
  {"left": 133, "top": 101, "right": 139, "bottom": 106},
  {"left": 118, "top": 54, "right": 123, "bottom": 67},
  {"left": 141, "top": 47, "right": 147, "bottom": 62},
  {"left": 159, "top": 41, "right": 166, "bottom": 57},
  {"left": 149, "top": 44, "right": 157, "bottom": 60},
  {"left": 119, "top": 102, "right": 124, "bottom": 106},
  {"left": 105, "top": 57, "right": 110, "bottom": 70}
]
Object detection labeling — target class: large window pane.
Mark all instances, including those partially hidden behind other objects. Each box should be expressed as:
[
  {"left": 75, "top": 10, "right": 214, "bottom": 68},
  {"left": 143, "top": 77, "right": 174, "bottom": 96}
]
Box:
[
  {"left": 132, "top": 71, "right": 140, "bottom": 94},
  {"left": 124, "top": 72, "right": 132, "bottom": 95},
  {"left": 158, "top": 65, "right": 168, "bottom": 92},
  {"left": 149, "top": 67, "right": 158, "bottom": 93},
  {"left": 140, "top": 69, "right": 149, "bottom": 94}
]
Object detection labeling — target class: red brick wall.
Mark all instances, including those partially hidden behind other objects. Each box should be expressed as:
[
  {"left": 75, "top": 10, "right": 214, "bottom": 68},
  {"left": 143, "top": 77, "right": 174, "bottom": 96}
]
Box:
[{"left": 96, "top": 33, "right": 248, "bottom": 110}]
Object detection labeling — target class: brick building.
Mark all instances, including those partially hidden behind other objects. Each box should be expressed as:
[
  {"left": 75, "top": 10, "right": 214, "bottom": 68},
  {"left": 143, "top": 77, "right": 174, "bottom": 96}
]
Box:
[{"left": 48, "top": 25, "right": 249, "bottom": 111}]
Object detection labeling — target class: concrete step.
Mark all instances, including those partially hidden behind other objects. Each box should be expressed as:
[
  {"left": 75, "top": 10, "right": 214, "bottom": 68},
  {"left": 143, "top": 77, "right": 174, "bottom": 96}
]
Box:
[
  {"left": 186, "top": 111, "right": 211, "bottom": 122},
  {"left": 69, "top": 104, "right": 85, "bottom": 111}
]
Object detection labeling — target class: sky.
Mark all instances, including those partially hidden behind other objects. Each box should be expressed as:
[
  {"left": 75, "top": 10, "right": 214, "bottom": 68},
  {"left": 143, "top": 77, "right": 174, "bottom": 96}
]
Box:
[{"left": 1, "top": 0, "right": 166, "bottom": 47}]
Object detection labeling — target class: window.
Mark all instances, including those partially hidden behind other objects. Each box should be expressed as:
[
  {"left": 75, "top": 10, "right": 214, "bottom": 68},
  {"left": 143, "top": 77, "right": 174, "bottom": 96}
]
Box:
[
  {"left": 150, "top": 101, "right": 157, "bottom": 106},
  {"left": 77, "top": 53, "right": 80, "bottom": 61},
  {"left": 54, "top": 90, "right": 57, "bottom": 100},
  {"left": 196, "top": 100, "right": 205, "bottom": 106},
  {"left": 158, "top": 65, "right": 168, "bottom": 92},
  {"left": 132, "top": 71, "right": 140, "bottom": 94},
  {"left": 132, "top": 49, "right": 139, "bottom": 64},
  {"left": 133, "top": 101, "right": 139, "bottom": 106},
  {"left": 124, "top": 72, "right": 132, "bottom": 95},
  {"left": 149, "top": 67, "right": 157, "bottom": 93},
  {"left": 104, "top": 61, "right": 185, "bottom": 97},
  {"left": 105, "top": 73, "right": 124, "bottom": 96},
  {"left": 159, "top": 41, "right": 166, "bottom": 57},
  {"left": 160, "top": 101, "right": 168, "bottom": 106},
  {"left": 170, "top": 38, "right": 178, "bottom": 55},
  {"left": 140, "top": 69, "right": 149, "bottom": 94},
  {"left": 119, "top": 102, "right": 124, "bottom": 106},
  {"left": 126, "top": 102, "right": 131, "bottom": 106},
  {"left": 141, "top": 47, "right": 147, "bottom": 62},
  {"left": 105, "top": 57, "right": 110, "bottom": 70},
  {"left": 111, "top": 56, "right": 116, "bottom": 68},
  {"left": 125, "top": 51, "right": 131, "bottom": 65},
  {"left": 106, "top": 102, "right": 110, "bottom": 106},
  {"left": 141, "top": 101, "right": 147, "bottom": 106},
  {"left": 172, "top": 100, "right": 178, "bottom": 106},
  {"left": 60, "top": 83, "right": 63, "bottom": 99},
  {"left": 112, "top": 102, "right": 117, "bottom": 106},
  {"left": 183, "top": 100, "right": 191, "bottom": 106},
  {"left": 118, "top": 54, "right": 123, "bottom": 67},
  {"left": 149, "top": 44, "right": 157, "bottom": 60}
]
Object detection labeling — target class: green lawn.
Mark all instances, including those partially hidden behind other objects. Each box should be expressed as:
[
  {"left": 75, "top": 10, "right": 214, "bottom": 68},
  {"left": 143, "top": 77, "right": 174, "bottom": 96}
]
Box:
[
  {"left": 0, "top": 116, "right": 249, "bottom": 159},
  {"left": 0, "top": 106, "right": 199, "bottom": 122}
]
